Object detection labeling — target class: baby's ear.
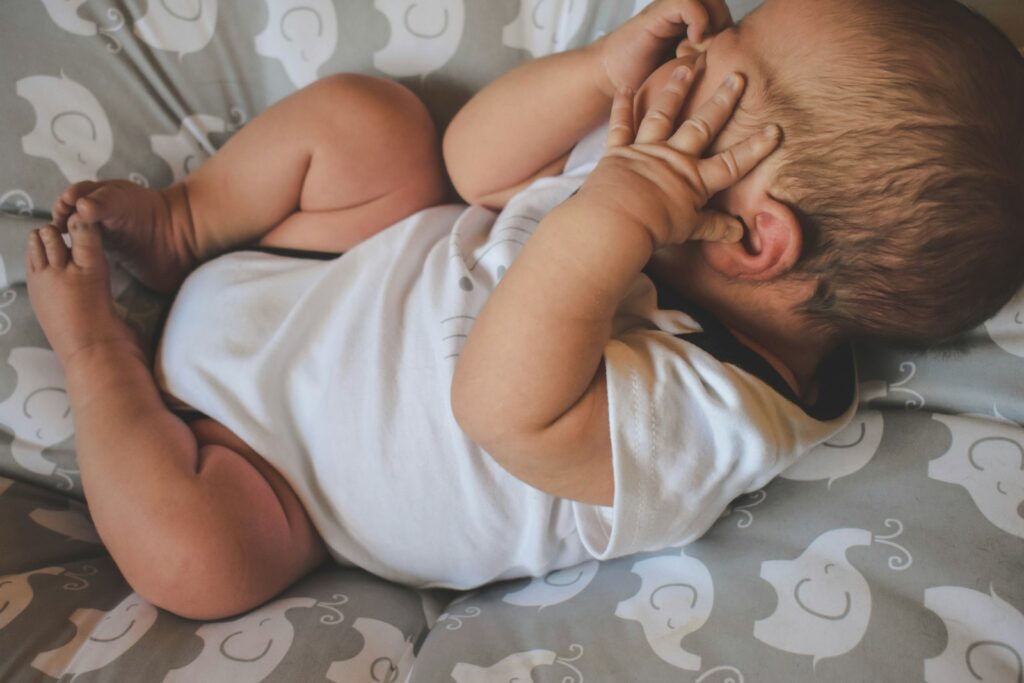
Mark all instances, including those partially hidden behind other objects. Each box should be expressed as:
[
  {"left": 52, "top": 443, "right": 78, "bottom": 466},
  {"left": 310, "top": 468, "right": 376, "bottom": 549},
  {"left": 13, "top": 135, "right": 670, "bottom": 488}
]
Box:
[{"left": 701, "top": 201, "right": 802, "bottom": 281}]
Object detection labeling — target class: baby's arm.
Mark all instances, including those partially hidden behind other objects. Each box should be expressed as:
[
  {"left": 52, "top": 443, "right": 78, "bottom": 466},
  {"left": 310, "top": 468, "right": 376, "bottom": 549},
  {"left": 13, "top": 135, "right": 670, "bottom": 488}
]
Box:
[
  {"left": 451, "top": 70, "right": 779, "bottom": 506},
  {"left": 443, "top": 46, "right": 609, "bottom": 209},
  {"left": 443, "top": 0, "right": 733, "bottom": 209}
]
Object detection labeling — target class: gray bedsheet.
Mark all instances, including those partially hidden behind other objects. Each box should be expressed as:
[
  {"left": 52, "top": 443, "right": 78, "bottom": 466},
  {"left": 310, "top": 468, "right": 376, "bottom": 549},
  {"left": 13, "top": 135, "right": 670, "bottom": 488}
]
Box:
[{"left": 1, "top": 1, "right": 1022, "bottom": 681}]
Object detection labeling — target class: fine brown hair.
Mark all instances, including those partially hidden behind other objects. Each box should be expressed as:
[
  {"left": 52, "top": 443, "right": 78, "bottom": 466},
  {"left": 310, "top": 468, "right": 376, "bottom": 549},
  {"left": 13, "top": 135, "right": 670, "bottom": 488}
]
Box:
[{"left": 738, "top": 0, "right": 1024, "bottom": 346}]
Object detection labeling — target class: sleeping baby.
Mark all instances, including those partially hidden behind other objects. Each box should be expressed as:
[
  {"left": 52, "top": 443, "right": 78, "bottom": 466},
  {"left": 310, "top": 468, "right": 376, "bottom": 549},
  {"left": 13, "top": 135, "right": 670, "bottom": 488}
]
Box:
[{"left": 25, "top": 0, "right": 1023, "bottom": 620}]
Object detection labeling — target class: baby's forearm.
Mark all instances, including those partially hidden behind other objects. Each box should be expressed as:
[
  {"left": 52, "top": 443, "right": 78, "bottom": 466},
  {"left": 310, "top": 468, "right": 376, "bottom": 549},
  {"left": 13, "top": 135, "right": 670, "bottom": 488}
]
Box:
[
  {"left": 453, "top": 197, "right": 650, "bottom": 439},
  {"left": 443, "top": 44, "right": 611, "bottom": 204}
]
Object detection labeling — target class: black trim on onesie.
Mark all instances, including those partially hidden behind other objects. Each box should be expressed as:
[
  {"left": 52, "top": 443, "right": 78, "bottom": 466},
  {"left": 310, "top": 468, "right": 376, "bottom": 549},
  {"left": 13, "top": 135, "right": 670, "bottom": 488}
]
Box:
[
  {"left": 236, "top": 245, "right": 343, "bottom": 260},
  {"left": 642, "top": 267, "right": 855, "bottom": 422}
]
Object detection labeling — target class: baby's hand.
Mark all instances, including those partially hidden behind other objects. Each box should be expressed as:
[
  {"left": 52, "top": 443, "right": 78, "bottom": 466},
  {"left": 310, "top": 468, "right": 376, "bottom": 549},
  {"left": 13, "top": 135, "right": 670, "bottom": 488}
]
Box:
[
  {"left": 589, "top": 0, "right": 732, "bottom": 98},
  {"left": 574, "top": 67, "right": 780, "bottom": 249}
]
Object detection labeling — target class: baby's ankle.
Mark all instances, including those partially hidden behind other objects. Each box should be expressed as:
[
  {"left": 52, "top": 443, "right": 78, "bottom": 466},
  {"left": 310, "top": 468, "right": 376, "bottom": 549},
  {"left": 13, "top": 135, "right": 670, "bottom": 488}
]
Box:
[
  {"left": 160, "top": 183, "right": 203, "bottom": 269},
  {"left": 63, "top": 336, "right": 148, "bottom": 392}
]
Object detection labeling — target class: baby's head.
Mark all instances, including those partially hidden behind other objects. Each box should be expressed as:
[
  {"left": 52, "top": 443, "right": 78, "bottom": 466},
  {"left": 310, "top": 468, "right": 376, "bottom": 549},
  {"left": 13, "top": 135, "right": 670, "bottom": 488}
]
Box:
[{"left": 643, "top": 0, "right": 1024, "bottom": 346}]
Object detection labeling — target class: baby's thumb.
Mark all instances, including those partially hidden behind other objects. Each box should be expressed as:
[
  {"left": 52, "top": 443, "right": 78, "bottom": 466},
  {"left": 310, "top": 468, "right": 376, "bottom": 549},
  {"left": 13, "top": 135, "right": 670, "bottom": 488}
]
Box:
[{"left": 694, "top": 211, "right": 744, "bottom": 243}]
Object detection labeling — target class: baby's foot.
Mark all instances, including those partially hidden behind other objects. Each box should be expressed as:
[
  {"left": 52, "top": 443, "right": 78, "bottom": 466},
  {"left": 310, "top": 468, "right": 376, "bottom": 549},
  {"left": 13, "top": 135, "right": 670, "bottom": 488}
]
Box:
[
  {"left": 52, "top": 180, "right": 197, "bottom": 293},
  {"left": 26, "top": 222, "right": 144, "bottom": 371}
]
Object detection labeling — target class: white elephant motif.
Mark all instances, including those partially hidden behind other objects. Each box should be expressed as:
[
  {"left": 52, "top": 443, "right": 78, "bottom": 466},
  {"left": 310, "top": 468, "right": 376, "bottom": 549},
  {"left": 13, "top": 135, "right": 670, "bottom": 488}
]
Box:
[
  {"left": 502, "top": 560, "right": 599, "bottom": 609},
  {"left": 255, "top": 0, "right": 338, "bottom": 88},
  {"left": 924, "top": 584, "right": 1024, "bottom": 683},
  {"left": 502, "top": 0, "right": 590, "bottom": 59},
  {"left": 754, "top": 528, "right": 873, "bottom": 666},
  {"left": 0, "top": 567, "right": 64, "bottom": 631},
  {"left": 326, "top": 618, "right": 414, "bottom": 682},
  {"left": 0, "top": 347, "right": 75, "bottom": 483},
  {"left": 164, "top": 596, "right": 317, "bottom": 682},
  {"left": 615, "top": 549, "right": 714, "bottom": 671},
  {"left": 984, "top": 286, "right": 1024, "bottom": 358},
  {"left": 782, "top": 410, "right": 884, "bottom": 487},
  {"left": 17, "top": 73, "right": 113, "bottom": 183},
  {"left": 452, "top": 644, "right": 583, "bottom": 682},
  {"left": 151, "top": 113, "right": 225, "bottom": 183},
  {"left": 373, "top": 0, "right": 466, "bottom": 77},
  {"left": 40, "top": 0, "right": 96, "bottom": 35},
  {"left": 931, "top": 414, "right": 1024, "bottom": 538},
  {"left": 133, "top": 0, "right": 219, "bottom": 59},
  {"left": 32, "top": 595, "right": 158, "bottom": 678}
]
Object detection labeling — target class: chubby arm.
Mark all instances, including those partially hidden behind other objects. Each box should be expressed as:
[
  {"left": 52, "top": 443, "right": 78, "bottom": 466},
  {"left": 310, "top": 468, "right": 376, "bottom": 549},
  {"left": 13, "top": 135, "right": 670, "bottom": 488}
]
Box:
[
  {"left": 451, "top": 198, "right": 648, "bottom": 505},
  {"left": 442, "top": 45, "right": 611, "bottom": 209},
  {"left": 451, "top": 67, "right": 780, "bottom": 506},
  {"left": 443, "top": 0, "right": 733, "bottom": 209}
]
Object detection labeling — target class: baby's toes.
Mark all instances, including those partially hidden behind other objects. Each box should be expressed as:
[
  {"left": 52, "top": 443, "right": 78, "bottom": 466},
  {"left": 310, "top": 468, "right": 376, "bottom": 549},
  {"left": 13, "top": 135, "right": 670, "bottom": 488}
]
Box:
[
  {"left": 68, "top": 218, "right": 107, "bottom": 271},
  {"left": 26, "top": 229, "right": 48, "bottom": 273},
  {"left": 37, "top": 225, "right": 69, "bottom": 270},
  {"left": 54, "top": 181, "right": 98, "bottom": 230},
  {"left": 51, "top": 197, "right": 74, "bottom": 232},
  {"left": 74, "top": 183, "right": 122, "bottom": 225}
]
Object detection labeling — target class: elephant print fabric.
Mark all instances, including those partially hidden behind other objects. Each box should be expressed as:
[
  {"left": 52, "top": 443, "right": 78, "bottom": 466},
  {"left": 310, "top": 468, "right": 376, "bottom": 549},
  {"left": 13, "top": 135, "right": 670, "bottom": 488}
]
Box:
[
  {"left": 133, "top": 0, "right": 219, "bottom": 59},
  {"left": 17, "top": 73, "right": 113, "bottom": 184},
  {"left": 0, "top": 0, "right": 1023, "bottom": 681},
  {"left": 374, "top": 0, "right": 466, "bottom": 78},
  {"left": 502, "top": 0, "right": 590, "bottom": 58},
  {"left": 32, "top": 595, "right": 159, "bottom": 679},
  {"left": 929, "top": 413, "right": 1024, "bottom": 539},
  {"left": 986, "top": 287, "right": 1024, "bottom": 359},
  {"left": 150, "top": 113, "right": 225, "bottom": 183},
  {"left": 255, "top": 0, "right": 339, "bottom": 88},
  {"left": 0, "top": 347, "right": 76, "bottom": 487}
]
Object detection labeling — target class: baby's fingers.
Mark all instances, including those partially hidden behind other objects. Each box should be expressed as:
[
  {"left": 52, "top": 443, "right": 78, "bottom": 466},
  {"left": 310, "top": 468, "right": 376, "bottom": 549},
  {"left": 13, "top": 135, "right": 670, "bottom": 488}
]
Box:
[
  {"left": 699, "top": 124, "right": 781, "bottom": 196},
  {"left": 683, "top": 0, "right": 733, "bottom": 44},
  {"left": 606, "top": 87, "right": 636, "bottom": 149},
  {"left": 692, "top": 211, "right": 744, "bottom": 243},
  {"left": 644, "top": 0, "right": 731, "bottom": 45},
  {"left": 635, "top": 66, "right": 696, "bottom": 144}
]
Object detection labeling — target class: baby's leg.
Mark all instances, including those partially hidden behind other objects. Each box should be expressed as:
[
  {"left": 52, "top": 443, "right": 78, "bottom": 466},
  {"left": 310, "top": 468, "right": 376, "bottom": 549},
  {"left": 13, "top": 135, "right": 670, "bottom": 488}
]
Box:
[
  {"left": 188, "top": 73, "right": 447, "bottom": 254},
  {"left": 26, "top": 221, "right": 325, "bottom": 619},
  {"left": 54, "top": 74, "right": 446, "bottom": 291}
]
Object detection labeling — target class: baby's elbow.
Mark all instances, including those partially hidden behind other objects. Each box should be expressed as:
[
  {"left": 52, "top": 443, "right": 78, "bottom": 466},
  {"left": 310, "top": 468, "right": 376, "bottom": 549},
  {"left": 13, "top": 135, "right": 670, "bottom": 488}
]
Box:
[
  {"left": 450, "top": 376, "right": 520, "bottom": 457},
  {"left": 450, "top": 373, "right": 488, "bottom": 445}
]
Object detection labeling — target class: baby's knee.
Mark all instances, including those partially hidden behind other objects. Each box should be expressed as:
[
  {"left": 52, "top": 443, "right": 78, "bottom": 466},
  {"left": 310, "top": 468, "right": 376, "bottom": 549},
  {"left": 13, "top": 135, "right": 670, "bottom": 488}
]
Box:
[
  {"left": 311, "top": 74, "right": 445, "bottom": 203},
  {"left": 127, "top": 528, "right": 259, "bottom": 620},
  {"left": 307, "top": 73, "right": 437, "bottom": 142}
]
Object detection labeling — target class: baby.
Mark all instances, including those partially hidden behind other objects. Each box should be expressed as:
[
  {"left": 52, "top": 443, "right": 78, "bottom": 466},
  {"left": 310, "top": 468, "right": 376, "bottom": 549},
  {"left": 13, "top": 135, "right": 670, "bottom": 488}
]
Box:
[{"left": 25, "top": 0, "right": 1023, "bottom": 620}]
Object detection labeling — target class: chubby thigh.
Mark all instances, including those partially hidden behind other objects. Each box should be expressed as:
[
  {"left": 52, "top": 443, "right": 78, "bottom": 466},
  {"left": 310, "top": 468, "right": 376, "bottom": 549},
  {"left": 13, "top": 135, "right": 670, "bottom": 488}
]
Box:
[{"left": 175, "top": 416, "right": 327, "bottom": 615}]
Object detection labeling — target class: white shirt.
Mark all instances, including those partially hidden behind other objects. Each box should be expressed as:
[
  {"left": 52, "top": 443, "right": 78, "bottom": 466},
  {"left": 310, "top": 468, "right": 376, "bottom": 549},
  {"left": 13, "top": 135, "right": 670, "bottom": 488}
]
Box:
[{"left": 156, "top": 123, "right": 857, "bottom": 589}]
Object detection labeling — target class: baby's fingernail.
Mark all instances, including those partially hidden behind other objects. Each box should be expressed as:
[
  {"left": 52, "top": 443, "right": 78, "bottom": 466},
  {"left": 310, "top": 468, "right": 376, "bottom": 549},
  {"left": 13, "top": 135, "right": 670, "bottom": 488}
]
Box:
[
  {"left": 672, "top": 66, "right": 690, "bottom": 81},
  {"left": 726, "top": 73, "right": 741, "bottom": 89},
  {"left": 763, "top": 124, "right": 781, "bottom": 139}
]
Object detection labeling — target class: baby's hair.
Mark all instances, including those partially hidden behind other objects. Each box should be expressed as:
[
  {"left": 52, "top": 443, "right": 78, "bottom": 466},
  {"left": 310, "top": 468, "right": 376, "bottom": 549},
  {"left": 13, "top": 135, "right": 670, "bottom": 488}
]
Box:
[{"left": 736, "top": 0, "right": 1024, "bottom": 346}]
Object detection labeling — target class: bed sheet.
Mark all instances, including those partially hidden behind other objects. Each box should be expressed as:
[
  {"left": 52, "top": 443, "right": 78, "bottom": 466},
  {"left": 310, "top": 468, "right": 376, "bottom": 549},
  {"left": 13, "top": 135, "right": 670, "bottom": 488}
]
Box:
[{"left": 1, "top": 1, "right": 1022, "bottom": 681}]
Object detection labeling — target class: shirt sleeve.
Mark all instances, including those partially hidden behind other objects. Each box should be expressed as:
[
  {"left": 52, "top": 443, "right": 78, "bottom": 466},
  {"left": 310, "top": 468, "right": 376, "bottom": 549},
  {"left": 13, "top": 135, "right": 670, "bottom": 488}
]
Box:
[{"left": 572, "top": 327, "right": 850, "bottom": 560}]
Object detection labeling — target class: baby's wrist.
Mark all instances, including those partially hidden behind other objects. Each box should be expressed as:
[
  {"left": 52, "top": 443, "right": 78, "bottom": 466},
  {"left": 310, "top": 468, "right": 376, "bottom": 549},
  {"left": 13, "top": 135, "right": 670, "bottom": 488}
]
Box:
[
  {"left": 582, "top": 41, "right": 618, "bottom": 100},
  {"left": 553, "top": 194, "right": 659, "bottom": 263},
  {"left": 566, "top": 189, "right": 665, "bottom": 253}
]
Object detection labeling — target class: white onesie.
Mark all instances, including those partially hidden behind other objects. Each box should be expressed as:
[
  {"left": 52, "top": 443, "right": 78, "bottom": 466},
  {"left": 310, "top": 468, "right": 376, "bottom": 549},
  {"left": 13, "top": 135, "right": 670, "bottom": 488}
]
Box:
[{"left": 156, "top": 122, "right": 858, "bottom": 589}]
